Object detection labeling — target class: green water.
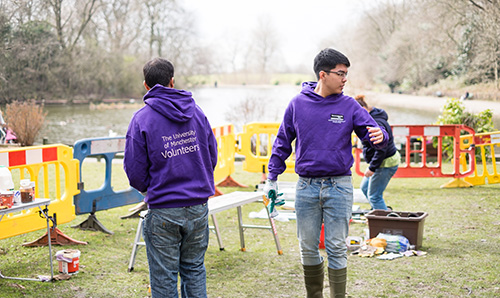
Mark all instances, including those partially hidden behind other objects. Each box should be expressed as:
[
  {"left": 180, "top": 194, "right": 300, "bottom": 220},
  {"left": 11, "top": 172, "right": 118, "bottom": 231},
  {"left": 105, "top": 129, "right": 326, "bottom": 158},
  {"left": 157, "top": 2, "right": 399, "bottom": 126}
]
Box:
[{"left": 40, "top": 105, "right": 137, "bottom": 145}]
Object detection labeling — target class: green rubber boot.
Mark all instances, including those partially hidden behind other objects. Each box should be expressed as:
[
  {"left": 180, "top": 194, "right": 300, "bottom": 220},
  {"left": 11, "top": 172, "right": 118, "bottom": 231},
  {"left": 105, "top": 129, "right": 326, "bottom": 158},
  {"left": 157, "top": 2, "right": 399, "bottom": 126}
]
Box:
[
  {"left": 328, "top": 267, "right": 347, "bottom": 298},
  {"left": 303, "top": 262, "right": 324, "bottom": 298}
]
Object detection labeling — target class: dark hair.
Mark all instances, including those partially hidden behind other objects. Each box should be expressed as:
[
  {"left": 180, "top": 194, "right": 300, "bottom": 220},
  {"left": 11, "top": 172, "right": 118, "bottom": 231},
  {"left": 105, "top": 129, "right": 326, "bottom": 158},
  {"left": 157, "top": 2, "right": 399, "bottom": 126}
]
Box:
[
  {"left": 313, "top": 48, "right": 350, "bottom": 79},
  {"left": 355, "top": 94, "right": 369, "bottom": 109},
  {"left": 143, "top": 57, "right": 174, "bottom": 88}
]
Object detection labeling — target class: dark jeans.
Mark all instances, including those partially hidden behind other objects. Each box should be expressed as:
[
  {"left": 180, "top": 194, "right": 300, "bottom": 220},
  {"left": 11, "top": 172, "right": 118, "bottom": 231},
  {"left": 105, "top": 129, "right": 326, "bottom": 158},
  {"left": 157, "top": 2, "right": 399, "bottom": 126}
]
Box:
[{"left": 143, "top": 203, "right": 209, "bottom": 298}]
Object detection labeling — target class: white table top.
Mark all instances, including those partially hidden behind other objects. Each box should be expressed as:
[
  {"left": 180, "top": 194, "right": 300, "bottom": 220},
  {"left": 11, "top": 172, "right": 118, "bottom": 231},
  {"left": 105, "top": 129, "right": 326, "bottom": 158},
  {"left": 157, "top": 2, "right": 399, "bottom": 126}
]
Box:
[
  {"left": 208, "top": 191, "right": 264, "bottom": 215},
  {"left": 0, "top": 198, "right": 51, "bottom": 216}
]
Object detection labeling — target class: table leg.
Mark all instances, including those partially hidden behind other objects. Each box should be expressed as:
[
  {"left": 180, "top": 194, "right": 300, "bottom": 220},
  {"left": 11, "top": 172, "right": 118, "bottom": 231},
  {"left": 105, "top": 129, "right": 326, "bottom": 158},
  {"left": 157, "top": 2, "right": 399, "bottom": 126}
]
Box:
[
  {"left": 39, "top": 206, "right": 54, "bottom": 281},
  {"left": 237, "top": 206, "right": 246, "bottom": 251}
]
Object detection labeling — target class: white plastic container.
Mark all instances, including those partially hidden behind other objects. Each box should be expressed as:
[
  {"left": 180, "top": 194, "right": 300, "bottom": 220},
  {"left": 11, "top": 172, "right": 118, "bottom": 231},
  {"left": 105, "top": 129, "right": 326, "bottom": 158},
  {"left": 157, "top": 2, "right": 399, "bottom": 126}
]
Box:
[{"left": 0, "top": 165, "right": 14, "bottom": 190}]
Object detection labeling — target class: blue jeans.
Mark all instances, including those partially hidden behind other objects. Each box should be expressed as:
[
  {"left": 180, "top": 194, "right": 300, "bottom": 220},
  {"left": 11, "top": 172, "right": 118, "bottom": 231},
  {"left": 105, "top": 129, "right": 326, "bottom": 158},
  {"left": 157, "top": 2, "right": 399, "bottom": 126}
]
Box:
[
  {"left": 143, "top": 203, "right": 209, "bottom": 298},
  {"left": 295, "top": 176, "right": 353, "bottom": 270},
  {"left": 360, "top": 165, "right": 398, "bottom": 210}
]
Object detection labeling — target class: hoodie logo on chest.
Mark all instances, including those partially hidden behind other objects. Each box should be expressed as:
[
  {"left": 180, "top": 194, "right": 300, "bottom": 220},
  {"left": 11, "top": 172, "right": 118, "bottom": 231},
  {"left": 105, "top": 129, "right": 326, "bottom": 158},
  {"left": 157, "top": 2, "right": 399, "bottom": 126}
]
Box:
[{"left": 329, "top": 114, "right": 345, "bottom": 124}]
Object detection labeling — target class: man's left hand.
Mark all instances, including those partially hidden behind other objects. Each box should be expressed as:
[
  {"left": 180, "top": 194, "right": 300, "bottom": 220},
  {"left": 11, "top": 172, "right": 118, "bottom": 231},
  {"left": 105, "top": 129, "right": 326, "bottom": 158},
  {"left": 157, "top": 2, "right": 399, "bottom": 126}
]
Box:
[{"left": 367, "top": 126, "right": 384, "bottom": 144}]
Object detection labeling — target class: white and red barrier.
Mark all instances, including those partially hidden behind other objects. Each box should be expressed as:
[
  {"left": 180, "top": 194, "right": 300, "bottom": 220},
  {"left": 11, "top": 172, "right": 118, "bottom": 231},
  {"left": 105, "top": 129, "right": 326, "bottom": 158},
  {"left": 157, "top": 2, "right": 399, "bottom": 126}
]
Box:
[{"left": 354, "top": 124, "right": 476, "bottom": 188}]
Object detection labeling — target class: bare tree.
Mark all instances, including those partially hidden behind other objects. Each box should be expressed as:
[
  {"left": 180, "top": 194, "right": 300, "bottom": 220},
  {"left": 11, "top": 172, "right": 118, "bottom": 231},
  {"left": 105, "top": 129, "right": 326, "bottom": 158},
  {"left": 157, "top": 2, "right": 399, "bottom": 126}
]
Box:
[
  {"left": 344, "top": 0, "right": 413, "bottom": 90},
  {"left": 345, "top": 0, "right": 500, "bottom": 93},
  {"left": 140, "top": 0, "right": 212, "bottom": 85},
  {"left": 2, "top": 0, "right": 43, "bottom": 24},
  {"left": 420, "top": 0, "right": 500, "bottom": 89},
  {"left": 226, "top": 34, "right": 244, "bottom": 73},
  {"left": 98, "top": 0, "right": 142, "bottom": 54},
  {"left": 251, "top": 15, "right": 279, "bottom": 74},
  {"left": 142, "top": 0, "right": 183, "bottom": 58},
  {"left": 464, "top": 0, "right": 500, "bottom": 89},
  {"left": 224, "top": 96, "right": 267, "bottom": 132},
  {"left": 46, "top": 0, "right": 100, "bottom": 51}
]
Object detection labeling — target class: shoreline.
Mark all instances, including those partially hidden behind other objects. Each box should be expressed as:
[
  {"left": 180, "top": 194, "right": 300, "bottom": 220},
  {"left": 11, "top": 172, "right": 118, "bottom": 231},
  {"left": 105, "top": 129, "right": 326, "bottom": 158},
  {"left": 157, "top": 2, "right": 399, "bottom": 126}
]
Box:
[{"left": 367, "top": 92, "right": 500, "bottom": 122}]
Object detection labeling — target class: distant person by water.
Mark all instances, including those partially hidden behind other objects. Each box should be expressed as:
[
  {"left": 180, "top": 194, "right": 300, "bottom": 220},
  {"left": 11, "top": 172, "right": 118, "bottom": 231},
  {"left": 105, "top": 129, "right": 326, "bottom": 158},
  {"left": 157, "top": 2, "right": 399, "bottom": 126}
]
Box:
[{"left": 460, "top": 91, "right": 472, "bottom": 101}]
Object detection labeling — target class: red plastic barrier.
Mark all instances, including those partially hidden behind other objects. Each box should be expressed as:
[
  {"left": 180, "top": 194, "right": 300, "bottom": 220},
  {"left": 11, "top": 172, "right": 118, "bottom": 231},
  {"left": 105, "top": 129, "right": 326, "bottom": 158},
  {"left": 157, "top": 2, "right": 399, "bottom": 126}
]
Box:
[{"left": 354, "top": 125, "right": 475, "bottom": 185}]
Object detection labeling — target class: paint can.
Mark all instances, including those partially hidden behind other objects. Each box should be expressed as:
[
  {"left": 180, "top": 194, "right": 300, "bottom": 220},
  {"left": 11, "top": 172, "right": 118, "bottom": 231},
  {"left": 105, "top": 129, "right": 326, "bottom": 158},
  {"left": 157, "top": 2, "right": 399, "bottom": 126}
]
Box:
[{"left": 56, "top": 249, "right": 81, "bottom": 274}]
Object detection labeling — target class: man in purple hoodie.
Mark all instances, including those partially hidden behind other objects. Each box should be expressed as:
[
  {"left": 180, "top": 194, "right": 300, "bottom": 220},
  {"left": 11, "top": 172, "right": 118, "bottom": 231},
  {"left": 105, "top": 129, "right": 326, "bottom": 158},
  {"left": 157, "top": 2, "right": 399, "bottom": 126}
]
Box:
[
  {"left": 264, "top": 48, "right": 388, "bottom": 298},
  {"left": 124, "top": 57, "right": 218, "bottom": 298}
]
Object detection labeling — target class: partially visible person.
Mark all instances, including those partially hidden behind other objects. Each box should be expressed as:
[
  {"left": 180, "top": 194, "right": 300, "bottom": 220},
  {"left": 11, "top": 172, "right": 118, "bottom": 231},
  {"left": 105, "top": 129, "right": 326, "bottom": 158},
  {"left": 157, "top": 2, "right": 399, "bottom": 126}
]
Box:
[
  {"left": 0, "top": 110, "right": 6, "bottom": 143},
  {"left": 124, "top": 57, "right": 218, "bottom": 298},
  {"left": 264, "top": 48, "right": 388, "bottom": 298},
  {"left": 355, "top": 94, "right": 400, "bottom": 210},
  {"left": 460, "top": 91, "right": 471, "bottom": 101}
]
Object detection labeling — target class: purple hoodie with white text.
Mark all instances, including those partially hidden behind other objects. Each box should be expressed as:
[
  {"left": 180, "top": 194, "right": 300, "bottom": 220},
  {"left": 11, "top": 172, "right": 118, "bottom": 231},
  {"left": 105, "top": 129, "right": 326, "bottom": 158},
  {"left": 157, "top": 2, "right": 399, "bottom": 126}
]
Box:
[
  {"left": 268, "top": 82, "right": 388, "bottom": 180},
  {"left": 124, "top": 84, "right": 218, "bottom": 209}
]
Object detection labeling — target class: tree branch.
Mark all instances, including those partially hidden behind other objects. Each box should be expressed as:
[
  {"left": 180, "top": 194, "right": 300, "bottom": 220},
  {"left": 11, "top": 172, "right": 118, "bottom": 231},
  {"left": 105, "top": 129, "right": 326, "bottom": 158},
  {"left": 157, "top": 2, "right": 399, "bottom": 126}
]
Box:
[
  {"left": 69, "top": 0, "right": 99, "bottom": 52},
  {"left": 468, "top": 0, "right": 485, "bottom": 10}
]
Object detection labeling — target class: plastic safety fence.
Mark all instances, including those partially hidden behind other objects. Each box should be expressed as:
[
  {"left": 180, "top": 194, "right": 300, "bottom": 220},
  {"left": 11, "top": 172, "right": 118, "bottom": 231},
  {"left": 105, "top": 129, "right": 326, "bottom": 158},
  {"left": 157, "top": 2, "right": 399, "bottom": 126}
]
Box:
[
  {"left": 236, "top": 122, "right": 295, "bottom": 174},
  {"left": 73, "top": 137, "right": 143, "bottom": 215},
  {"left": 212, "top": 125, "right": 236, "bottom": 184},
  {"left": 0, "top": 145, "right": 79, "bottom": 240},
  {"left": 460, "top": 131, "right": 500, "bottom": 186},
  {"left": 353, "top": 125, "right": 476, "bottom": 187}
]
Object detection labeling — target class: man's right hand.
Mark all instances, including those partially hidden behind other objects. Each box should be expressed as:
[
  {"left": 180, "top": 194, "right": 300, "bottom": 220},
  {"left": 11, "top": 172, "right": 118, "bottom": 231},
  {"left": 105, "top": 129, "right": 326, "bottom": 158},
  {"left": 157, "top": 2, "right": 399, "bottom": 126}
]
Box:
[{"left": 263, "top": 179, "right": 278, "bottom": 199}]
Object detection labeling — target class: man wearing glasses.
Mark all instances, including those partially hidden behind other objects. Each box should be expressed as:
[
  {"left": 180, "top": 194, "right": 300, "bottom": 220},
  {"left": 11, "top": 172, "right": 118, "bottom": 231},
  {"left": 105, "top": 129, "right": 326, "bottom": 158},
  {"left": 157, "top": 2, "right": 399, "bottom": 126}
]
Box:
[{"left": 264, "top": 48, "right": 388, "bottom": 298}]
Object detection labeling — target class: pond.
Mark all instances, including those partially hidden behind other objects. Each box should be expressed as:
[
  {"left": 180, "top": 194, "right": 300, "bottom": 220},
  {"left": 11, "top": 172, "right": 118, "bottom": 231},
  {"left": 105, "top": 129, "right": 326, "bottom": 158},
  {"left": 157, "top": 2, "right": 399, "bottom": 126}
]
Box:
[{"left": 38, "top": 85, "right": 442, "bottom": 146}]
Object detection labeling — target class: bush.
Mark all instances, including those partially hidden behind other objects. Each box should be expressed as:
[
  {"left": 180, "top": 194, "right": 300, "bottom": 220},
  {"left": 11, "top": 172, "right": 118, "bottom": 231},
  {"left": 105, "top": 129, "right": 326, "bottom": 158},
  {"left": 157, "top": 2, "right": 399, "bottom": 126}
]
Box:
[
  {"left": 434, "top": 98, "right": 494, "bottom": 159},
  {"left": 4, "top": 100, "right": 46, "bottom": 146}
]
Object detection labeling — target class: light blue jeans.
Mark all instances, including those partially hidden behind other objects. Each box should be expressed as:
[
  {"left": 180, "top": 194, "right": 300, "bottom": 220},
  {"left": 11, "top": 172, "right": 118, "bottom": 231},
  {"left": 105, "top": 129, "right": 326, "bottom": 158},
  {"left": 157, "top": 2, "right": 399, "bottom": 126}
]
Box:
[
  {"left": 295, "top": 176, "right": 353, "bottom": 270},
  {"left": 143, "top": 203, "right": 209, "bottom": 298},
  {"left": 360, "top": 165, "right": 398, "bottom": 210}
]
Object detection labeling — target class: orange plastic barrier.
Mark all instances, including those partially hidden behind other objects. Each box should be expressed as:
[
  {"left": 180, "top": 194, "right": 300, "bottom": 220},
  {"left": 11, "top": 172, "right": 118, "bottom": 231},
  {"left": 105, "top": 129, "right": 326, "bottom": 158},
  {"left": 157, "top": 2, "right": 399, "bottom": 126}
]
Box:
[
  {"left": 213, "top": 125, "right": 236, "bottom": 184},
  {"left": 460, "top": 131, "right": 500, "bottom": 186},
  {"left": 212, "top": 125, "right": 246, "bottom": 194},
  {"left": 353, "top": 125, "right": 476, "bottom": 188},
  {"left": 0, "top": 145, "right": 80, "bottom": 240}
]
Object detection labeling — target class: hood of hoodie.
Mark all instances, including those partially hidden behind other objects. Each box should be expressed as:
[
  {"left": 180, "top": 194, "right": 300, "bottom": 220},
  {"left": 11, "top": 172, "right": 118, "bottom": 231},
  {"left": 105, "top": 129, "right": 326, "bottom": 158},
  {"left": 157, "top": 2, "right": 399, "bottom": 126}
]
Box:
[
  {"left": 143, "top": 84, "right": 195, "bottom": 123},
  {"left": 369, "top": 107, "right": 389, "bottom": 122},
  {"left": 301, "top": 81, "right": 345, "bottom": 101}
]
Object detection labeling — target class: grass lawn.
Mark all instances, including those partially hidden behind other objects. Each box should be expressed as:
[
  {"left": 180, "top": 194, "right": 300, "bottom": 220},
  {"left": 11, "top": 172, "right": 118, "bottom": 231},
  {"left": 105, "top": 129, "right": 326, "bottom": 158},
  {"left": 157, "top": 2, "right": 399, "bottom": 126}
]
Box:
[{"left": 0, "top": 161, "right": 499, "bottom": 297}]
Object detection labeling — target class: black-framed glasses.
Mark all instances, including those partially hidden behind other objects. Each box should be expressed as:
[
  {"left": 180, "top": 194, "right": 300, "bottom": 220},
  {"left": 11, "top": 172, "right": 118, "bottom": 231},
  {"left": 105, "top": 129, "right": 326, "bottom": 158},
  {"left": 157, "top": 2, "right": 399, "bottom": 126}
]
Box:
[{"left": 324, "top": 70, "right": 348, "bottom": 78}]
